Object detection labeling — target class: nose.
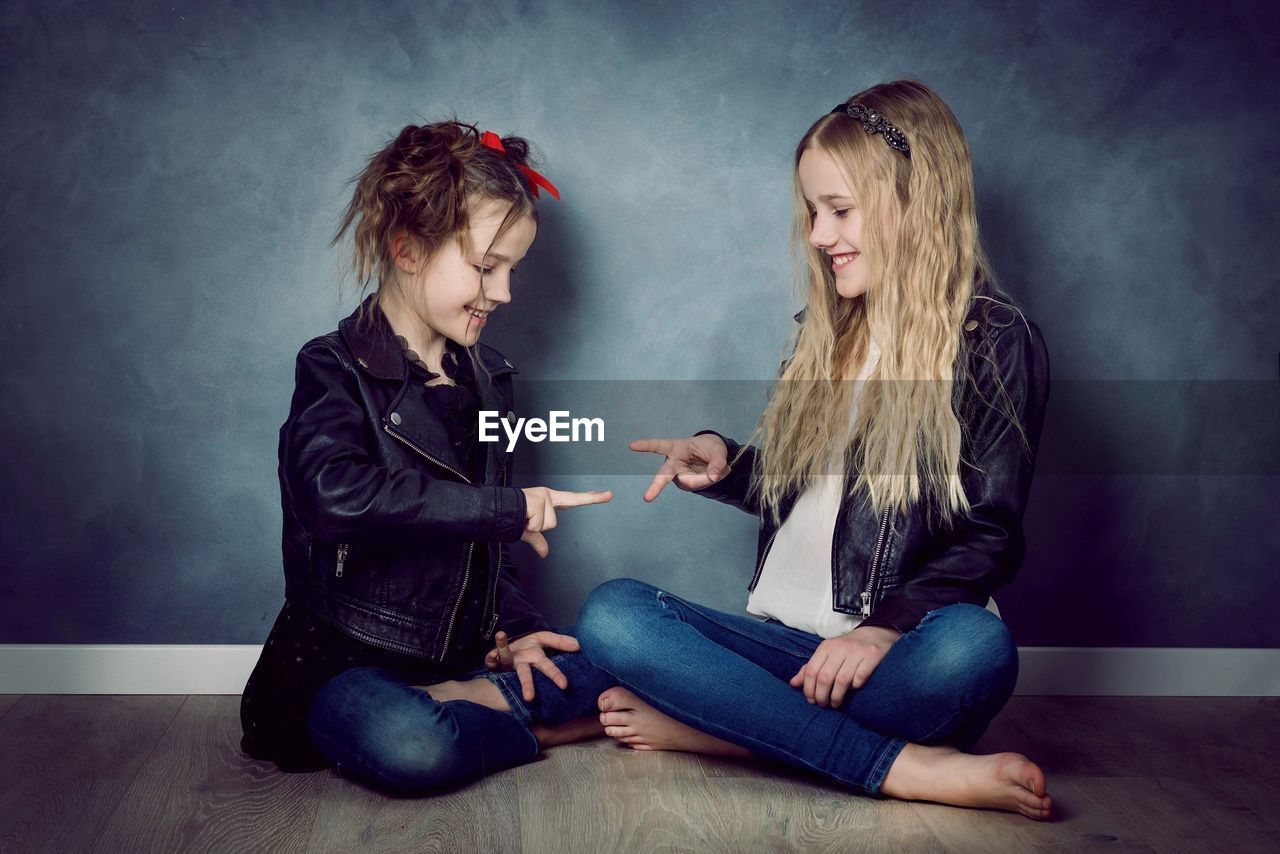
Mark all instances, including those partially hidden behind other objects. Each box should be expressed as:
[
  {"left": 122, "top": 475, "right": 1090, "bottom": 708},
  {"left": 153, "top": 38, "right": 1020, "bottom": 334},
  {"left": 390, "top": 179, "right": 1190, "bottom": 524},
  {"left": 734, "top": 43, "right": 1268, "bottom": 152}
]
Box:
[
  {"left": 480, "top": 273, "right": 512, "bottom": 307},
  {"left": 808, "top": 215, "right": 835, "bottom": 250}
]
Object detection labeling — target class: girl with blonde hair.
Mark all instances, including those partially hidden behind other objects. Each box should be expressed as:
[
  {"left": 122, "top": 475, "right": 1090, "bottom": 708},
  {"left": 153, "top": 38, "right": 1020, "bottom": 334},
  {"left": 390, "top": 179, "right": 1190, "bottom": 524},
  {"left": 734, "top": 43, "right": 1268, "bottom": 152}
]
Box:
[{"left": 576, "top": 80, "right": 1053, "bottom": 819}]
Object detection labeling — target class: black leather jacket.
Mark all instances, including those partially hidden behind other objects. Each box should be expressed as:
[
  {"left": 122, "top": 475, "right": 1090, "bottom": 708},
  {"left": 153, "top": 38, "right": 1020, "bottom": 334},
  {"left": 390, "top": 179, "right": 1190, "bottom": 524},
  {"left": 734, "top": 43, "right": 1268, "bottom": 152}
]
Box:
[
  {"left": 277, "top": 297, "right": 548, "bottom": 661},
  {"left": 697, "top": 297, "right": 1050, "bottom": 635}
]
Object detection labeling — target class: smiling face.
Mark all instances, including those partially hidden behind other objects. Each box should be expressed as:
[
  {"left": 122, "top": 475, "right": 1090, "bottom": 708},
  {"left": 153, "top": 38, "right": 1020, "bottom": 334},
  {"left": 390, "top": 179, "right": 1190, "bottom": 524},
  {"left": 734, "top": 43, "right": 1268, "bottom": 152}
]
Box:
[
  {"left": 797, "top": 145, "right": 870, "bottom": 300},
  {"left": 390, "top": 199, "right": 537, "bottom": 351}
]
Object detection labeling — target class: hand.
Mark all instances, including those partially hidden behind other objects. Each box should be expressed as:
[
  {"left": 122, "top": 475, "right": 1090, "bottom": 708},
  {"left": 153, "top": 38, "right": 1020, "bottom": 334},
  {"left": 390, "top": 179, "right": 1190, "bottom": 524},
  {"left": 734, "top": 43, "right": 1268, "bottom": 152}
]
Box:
[
  {"left": 520, "top": 487, "right": 612, "bottom": 558},
  {"left": 483, "top": 630, "right": 581, "bottom": 702},
  {"left": 789, "top": 625, "right": 902, "bottom": 708},
  {"left": 629, "top": 434, "right": 731, "bottom": 502}
]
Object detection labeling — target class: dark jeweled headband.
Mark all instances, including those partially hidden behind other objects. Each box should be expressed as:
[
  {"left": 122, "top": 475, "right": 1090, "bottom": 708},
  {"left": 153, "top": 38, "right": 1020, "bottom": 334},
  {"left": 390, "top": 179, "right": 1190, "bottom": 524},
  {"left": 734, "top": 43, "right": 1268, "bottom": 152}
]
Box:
[{"left": 830, "top": 102, "right": 911, "bottom": 157}]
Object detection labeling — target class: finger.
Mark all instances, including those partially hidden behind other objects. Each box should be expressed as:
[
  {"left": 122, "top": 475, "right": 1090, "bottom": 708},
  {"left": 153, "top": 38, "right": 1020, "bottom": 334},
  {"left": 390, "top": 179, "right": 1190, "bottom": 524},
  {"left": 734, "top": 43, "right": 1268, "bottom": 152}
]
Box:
[
  {"left": 496, "top": 631, "right": 515, "bottom": 668},
  {"left": 814, "top": 661, "right": 841, "bottom": 708},
  {"left": 629, "top": 438, "right": 674, "bottom": 456},
  {"left": 707, "top": 449, "right": 730, "bottom": 479},
  {"left": 548, "top": 489, "right": 614, "bottom": 509},
  {"left": 521, "top": 530, "right": 549, "bottom": 558},
  {"left": 643, "top": 459, "right": 679, "bottom": 503},
  {"left": 517, "top": 661, "right": 536, "bottom": 702},
  {"left": 789, "top": 663, "right": 807, "bottom": 688},
  {"left": 534, "top": 632, "right": 581, "bottom": 653},
  {"left": 803, "top": 651, "right": 826, "bottom": 703},
  {"left": 851, "top": 653, "right": 881, "bottom": 690},
  {"left": 485, "top": 649, "right": 501, "bottom": 670},
  {"left": 672, "top": 471, "right": 718, "bottom": 492},
  {"left": 532, "top": 657, "right": 569, "bottom": 691},
  {"left": 541, "top": 501, "right": 557, "bottom": 533},
  {"left": 691, "top": 435, "right": 730, "bottom": 476},
  {"left": 830, "top": 659, "right": 861, "bottom": 708}
]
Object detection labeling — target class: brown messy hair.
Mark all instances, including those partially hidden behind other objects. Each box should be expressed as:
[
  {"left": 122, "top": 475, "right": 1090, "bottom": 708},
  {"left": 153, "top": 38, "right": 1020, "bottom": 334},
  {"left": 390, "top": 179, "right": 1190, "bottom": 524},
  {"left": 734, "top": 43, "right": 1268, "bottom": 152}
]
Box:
[
  {"left": 750, "top": 80, "right": 1021, "bottom": 527},
  {"left": 332, "top": 120, "right": 542, "bottom": 328}
]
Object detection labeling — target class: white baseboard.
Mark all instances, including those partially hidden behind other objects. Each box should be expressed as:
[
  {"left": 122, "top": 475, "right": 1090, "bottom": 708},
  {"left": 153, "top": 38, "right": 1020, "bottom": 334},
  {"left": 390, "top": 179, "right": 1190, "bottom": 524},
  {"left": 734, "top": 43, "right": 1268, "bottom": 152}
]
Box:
[{"left": 0, "top": 645, "right": 1276, "bottom": 696}]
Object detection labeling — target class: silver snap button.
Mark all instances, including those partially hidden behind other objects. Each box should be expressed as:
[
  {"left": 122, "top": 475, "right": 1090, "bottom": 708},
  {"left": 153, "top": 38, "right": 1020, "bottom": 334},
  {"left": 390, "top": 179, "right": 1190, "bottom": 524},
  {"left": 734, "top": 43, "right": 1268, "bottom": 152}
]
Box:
[
  {"left": 357, "top": 357, "right": 369, "bottom": 368},
  {"left": 504, "top": 358, "right": 513, "bottom": 368},
  {"left": 963, "top": 319, "right": 978, "bottom": 332},
  {"left": 505, "top": 410, "right": 516, "bottom": 423},
  {"left": 390, "top": 412, "right": 402, "bottom": 425}
]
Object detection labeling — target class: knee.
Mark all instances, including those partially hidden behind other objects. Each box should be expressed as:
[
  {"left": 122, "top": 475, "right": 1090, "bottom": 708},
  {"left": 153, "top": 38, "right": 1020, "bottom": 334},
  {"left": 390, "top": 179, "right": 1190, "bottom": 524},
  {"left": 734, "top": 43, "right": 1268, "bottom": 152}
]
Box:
[
  {"left": 359, "top": 723, "right": 468, "bottom": 794},
  {"left": 576, "top": 578, "right": 660, "bottom": 673},
  {"left": 916, "top": 604, "right": 1018, "bottom": 703},
  {"left": 307, "top": 670, "right": 467, "bottom": 794}
]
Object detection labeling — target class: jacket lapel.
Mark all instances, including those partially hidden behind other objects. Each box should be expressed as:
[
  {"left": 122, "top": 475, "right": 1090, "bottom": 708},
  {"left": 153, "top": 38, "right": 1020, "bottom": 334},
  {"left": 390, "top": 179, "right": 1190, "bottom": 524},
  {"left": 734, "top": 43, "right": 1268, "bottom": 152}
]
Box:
[{"left": 339, "top": 296, "right": 518, "bottom": 483}]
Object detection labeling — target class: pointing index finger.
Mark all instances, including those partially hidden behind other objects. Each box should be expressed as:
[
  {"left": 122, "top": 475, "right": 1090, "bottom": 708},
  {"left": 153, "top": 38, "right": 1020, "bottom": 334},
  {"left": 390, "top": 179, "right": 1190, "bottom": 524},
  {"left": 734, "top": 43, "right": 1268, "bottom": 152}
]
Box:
[
  {"left": 629, "top": 438, "right": 673, "bottom": 456},
  {"left": 549, "top": 489, "right": 614, "bottom": 508}
]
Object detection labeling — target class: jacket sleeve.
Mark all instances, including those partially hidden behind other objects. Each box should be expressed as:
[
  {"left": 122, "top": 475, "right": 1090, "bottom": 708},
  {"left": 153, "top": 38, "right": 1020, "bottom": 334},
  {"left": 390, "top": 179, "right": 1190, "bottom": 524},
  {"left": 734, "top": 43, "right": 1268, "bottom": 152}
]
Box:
[
  {"left": 493, "top": 542, "right": 553, "bottom": 639},
  {"left": 859, "top": 319, "right": 1051, "bottom": 635},
  {"left": 280, "top": 343, "right": 528, "bottom": 545},
  {"left": 687, "top": 430, "right": 762, "bottom": 516}
]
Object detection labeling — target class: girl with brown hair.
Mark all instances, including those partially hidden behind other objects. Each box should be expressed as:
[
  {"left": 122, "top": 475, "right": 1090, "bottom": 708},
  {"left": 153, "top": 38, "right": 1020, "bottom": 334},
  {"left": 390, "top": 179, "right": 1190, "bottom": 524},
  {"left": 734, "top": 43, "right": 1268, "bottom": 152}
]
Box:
[{"left": 240, "top": 120, "right": 616, "bottom": 793}]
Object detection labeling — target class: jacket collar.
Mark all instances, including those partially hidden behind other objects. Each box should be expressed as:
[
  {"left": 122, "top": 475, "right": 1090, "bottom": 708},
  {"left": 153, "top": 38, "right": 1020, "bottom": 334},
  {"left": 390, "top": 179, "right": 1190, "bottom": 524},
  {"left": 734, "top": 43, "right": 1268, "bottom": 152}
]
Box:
[
  {"left": 338, "top": 294, "right": 519, "bottom": 382},
  {"left": 338, "top": 295, "right": 518, "bottom": 483}
]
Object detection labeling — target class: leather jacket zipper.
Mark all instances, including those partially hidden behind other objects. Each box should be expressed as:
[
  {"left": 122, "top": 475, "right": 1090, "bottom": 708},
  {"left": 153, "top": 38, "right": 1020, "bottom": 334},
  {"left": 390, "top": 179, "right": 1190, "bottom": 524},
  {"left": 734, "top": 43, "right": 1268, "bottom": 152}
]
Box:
[
  {"left": 861, "top": 508, "right": 892, "bottom": 617},
  {"left": 383, "top": 422, "right": 475, "bottom": 661},
  {"left": 335, "top": 543, "right": 349, "bottom": 578},
  {"left": 383, "top": 423, "right": 472, "bottom": 484},
  {"left": 440, "top": 542, "right": 476, "bottom": 657},
  {"left": 482, "top": 464, "right": 512, "bottom": 641},
  {"left": 749, "top": 495, "right": 800, "bottom": 590}
]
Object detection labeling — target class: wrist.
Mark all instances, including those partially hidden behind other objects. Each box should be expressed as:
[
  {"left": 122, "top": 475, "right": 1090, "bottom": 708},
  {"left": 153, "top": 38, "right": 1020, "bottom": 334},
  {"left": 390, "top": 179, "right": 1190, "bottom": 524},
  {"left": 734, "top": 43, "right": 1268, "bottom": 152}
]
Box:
[{"left": 852, "top": 624, "right": 901, "bottom": 642}]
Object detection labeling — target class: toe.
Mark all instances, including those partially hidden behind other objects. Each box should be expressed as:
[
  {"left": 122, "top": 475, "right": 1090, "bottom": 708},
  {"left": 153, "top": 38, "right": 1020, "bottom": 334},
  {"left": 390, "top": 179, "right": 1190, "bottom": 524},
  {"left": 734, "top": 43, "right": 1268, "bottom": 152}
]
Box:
[
  {"left": 1016, "top": 790, "right": 1043, "bottom": 809},
  {"left": 1015, "top": 791, "right": 1052, "bottom": 819},
  {"left": 598, "top": 689, "right": 615, "bottom": 712},
  {"left": 600, "top": 711, "right": 630, "bottom": 726},
  {"left": 1022, "top": 764, "right": 1047, "bottom": 796}
]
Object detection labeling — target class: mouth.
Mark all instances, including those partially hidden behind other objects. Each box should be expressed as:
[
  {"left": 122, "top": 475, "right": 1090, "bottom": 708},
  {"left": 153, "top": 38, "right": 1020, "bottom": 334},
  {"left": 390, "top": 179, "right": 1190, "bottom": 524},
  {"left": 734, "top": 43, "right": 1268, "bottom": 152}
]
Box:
[
  {"left": 830, "top": 251, "right": 860, "bottom": 270},
  {"left": 464, "top": 305, "right": 491, "bottom": 321}
]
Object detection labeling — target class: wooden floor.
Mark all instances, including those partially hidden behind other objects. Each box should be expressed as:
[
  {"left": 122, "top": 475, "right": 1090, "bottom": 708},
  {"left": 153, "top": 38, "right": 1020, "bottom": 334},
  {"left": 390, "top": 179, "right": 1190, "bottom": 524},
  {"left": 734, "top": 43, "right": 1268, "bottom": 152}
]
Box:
[{"left": 0, "top": 694, "right": 1276, "bottom": 853}]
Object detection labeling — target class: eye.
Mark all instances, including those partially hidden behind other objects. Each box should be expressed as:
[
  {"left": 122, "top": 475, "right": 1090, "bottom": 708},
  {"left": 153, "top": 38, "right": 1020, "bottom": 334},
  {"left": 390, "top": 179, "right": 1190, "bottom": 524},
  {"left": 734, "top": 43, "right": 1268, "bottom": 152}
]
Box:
[
  {"left": 472, "top": 265, "right": 493, "bottom": 275},
  {"left": 833, "top": 208, "right": 851, "bottom": 219}
]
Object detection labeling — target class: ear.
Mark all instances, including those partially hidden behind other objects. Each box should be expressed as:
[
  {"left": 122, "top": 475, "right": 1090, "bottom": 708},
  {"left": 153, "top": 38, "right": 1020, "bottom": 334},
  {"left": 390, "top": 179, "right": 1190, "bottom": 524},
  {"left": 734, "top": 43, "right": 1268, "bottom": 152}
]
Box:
[{"left": 390, "top": 232, "right": 422, "bottom": 274}]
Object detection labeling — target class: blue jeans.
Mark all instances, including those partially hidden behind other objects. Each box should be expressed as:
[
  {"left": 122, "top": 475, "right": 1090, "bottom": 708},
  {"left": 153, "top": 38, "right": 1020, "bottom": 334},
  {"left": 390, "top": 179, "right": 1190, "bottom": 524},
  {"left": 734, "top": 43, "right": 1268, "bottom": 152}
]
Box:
[
  {"left": 575, "top": 579, "right": 1018, "bottom": 796},
  {"left": 305, "top": 643, "right": 614, "bottom": 795}
]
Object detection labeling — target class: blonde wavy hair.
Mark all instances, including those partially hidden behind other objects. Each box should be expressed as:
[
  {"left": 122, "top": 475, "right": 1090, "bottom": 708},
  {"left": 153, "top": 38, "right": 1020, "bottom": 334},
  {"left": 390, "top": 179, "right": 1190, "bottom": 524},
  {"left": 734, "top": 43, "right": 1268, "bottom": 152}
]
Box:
[{"left": 749, "top": 80, "right": 1001, "bottom": 527}]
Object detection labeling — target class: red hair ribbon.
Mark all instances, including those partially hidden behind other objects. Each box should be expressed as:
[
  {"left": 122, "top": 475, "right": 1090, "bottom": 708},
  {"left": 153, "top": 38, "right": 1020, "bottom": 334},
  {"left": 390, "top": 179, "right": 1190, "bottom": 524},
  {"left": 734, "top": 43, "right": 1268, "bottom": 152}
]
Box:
[{"left": 479, "top": 130, "right": 561, "bottom": 201}]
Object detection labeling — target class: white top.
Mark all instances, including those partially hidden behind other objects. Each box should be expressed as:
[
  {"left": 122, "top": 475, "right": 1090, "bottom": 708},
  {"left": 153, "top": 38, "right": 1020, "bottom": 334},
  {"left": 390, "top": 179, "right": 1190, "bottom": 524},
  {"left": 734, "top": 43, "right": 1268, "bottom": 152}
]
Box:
[
  {"left": 747, "top": 340, "right": 879, "bottom": 639},
  {"left": 746, "top": 339, "right": 1002, "bottom": 638}
]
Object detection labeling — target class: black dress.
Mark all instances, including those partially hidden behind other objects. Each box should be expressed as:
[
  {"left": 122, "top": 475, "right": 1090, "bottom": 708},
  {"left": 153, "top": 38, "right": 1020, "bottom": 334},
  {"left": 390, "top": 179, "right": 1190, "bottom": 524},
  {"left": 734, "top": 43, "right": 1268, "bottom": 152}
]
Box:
[{"left": 241, "top": 341, "right": 495, "bottom": 771}]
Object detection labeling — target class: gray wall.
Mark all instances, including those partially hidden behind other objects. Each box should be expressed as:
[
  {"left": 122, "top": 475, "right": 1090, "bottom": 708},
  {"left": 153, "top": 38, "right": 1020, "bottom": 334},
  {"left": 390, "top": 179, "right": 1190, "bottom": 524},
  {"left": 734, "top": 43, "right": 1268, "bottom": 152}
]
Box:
[{"left": 1, "top": 0, "right": 1276, "bottom": 647}]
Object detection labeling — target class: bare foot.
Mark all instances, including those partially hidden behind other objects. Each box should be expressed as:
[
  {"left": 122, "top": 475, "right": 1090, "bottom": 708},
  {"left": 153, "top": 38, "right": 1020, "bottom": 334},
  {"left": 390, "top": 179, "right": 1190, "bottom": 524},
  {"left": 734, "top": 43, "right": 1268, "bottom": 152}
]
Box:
[
  {"left": 418, "top": 677, "right": 509, "bottom": 713},
  {"left": 597, "top": 687, "right": 751, "bottom": 758},
  {"left": 880, "top": 743, "right": 1053, "bottom": 820}
]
